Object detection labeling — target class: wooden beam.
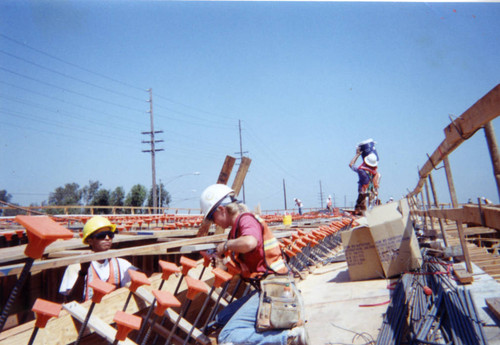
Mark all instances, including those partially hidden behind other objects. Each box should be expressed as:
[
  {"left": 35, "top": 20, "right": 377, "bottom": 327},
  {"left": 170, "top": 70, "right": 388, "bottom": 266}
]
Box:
[
  {"left": 413, "top": 205, "right": 500, "bottom": 231},
  {"left": 410, "top": 84, "right": 500, "bottom": 196},
  {"left": 231, "top": 157, "right": 252, "bottom": 197},
  {"left": 0, "top": 233, "right": 228, "bottom": 277}
]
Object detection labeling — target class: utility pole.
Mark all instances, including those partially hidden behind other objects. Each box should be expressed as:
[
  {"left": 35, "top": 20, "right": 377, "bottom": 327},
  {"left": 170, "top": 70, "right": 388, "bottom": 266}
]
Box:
[
  {"left": 235, "top": 120, "right": 249, "bottom": 203},
  {"left": 319, "top": 180, "right": 324, "bottom": 208},
  {"left": 142, "top": 88, "right": 164, "bottom": 212},
  {"left": 283, "top": 179, "right": 287, "bottom": 210}
]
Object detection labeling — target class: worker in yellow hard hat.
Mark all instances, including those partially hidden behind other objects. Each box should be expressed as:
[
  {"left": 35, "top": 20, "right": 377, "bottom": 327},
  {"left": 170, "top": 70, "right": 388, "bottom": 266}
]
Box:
[{"left": 59, "top": 216, "right": 137, "bottom": 302}]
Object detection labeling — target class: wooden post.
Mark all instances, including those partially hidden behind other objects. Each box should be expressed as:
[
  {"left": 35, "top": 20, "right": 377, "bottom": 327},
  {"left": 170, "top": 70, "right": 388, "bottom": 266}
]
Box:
[
  {"left": 443, "top": 156, "right": 473, "bottom": 273},
  {"left": 424, "top": 179, "right": 435, "bottom": 231},
  {"left": 428, "top": 172, "right": 448, "bottom": 246},
  {"left": 484, "top": 121, "right": 500, "bottom": 201}
]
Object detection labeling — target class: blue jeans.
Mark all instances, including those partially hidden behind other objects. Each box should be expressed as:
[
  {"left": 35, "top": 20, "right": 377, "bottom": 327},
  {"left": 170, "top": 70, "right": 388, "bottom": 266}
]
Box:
[{"left": 217, "top": 290, "right": 289, "bottom": 344}]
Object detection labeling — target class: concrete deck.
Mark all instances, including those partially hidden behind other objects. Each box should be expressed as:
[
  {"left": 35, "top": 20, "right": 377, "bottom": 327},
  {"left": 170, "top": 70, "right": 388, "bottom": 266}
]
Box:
[{"left": 298, "top": 261, "right": 391, "bottom": 345}]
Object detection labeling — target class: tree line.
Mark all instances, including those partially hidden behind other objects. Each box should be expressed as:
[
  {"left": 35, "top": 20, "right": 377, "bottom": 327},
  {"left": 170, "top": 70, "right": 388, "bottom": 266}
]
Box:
[{"left": 0, "top": 181, "right": 171, "bottom": 216}]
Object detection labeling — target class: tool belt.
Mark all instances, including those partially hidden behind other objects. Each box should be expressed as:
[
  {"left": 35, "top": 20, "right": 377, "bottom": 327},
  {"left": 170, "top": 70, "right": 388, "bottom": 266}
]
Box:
[{"left": 256, "top": 274, "right": 304, "bottom": 332}]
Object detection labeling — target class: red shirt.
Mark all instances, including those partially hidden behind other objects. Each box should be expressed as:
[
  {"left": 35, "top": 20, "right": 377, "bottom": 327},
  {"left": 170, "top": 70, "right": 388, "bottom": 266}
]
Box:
[{"left": 230, "top": 214, "right": 267, "bottom": 274}]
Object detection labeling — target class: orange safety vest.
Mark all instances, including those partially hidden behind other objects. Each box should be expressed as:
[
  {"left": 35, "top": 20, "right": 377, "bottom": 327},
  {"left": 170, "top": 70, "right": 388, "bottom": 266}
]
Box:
[
  {"left": 358, "top": 164, "right": 379, "bottom": 193},
  {"left": 84, "top": 258, "right": 121, "bottom": 301},
  {"left": 228, "top": 213, "right": 288, "bottom": 281}
]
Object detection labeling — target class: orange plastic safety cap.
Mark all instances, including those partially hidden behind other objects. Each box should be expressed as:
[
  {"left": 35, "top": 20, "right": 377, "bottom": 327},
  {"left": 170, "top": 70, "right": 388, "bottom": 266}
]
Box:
[
  {"left": 152, "top": 290, "right": 181, "bottom": 316},
  {"left": 128, "top": 270, "right": 151, "bottom": 292},
  {"left": 185, "top": 276, "right": 209, "bottom": 300},
  {"left": 159, "top": 260, "right": 180, "bottom": 280},
  {"left": 113, "top": 310, "right": 142, "bottom": 341},
  {"left": 89, "top": 279, "right": 116, "bottom": 303},
  {"left": 32, "top": 298, "right": 62, "bottom": 328},
  {"left": 15, "top": 216, "right": 73, "bottom": 259}
]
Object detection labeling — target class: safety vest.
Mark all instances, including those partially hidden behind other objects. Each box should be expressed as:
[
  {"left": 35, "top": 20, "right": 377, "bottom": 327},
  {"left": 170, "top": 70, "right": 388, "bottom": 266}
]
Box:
[
  {"left": 228, "top": 213, "right": 288, "bottom": 281},
  {"left": 358, "top": 163, "right": 378, "bottom": 193},
  {"left": 84, "top": 258, "right": 121, "bottom": 301}
]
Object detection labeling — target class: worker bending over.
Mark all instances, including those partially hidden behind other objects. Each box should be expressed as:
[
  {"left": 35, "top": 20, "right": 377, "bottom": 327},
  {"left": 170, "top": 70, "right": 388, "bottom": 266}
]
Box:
[
  {"left": 349, "top": 147, "right": 380, "bottom": 215},
  {"left": 59, "top": 216, "right": 137, "bottom": 302},
  {"left": 201, "top": 184, "right": 310, "bottom": 345}
]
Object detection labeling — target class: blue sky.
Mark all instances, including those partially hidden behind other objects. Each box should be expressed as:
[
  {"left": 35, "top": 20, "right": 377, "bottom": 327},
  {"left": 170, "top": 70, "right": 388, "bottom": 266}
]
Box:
[{"left": 1, "top": 1, "right": 500, "bottom": 212}]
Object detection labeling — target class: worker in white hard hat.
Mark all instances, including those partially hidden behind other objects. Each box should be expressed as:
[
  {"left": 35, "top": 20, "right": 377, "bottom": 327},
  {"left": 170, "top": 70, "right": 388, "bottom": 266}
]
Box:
[
  {"left": 200, "top": 184, "right": 310, "bottom": 345},
  {"left": 59, "top": 216, "right": 137, "bottom": 302},
  {"left": 349, "top": 147, "right": 381, "bottom": 215}
]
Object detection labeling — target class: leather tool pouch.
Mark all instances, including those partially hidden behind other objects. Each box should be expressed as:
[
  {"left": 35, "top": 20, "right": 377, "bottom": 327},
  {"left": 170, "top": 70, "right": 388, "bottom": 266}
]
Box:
[{"left": 256, "top": 274, "right": 304, "bottom": 332}]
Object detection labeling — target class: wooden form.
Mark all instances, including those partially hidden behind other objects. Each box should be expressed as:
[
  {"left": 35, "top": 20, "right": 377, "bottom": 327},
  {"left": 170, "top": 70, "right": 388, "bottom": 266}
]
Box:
[{"left": 0, "top": 261, "right": 216, "bottom": 345}]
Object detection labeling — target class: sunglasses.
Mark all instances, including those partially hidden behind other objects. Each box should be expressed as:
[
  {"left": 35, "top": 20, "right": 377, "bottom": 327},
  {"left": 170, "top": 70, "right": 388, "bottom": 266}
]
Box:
[{"left": 91, "top": 230, "right": 115, "bottom": 240}]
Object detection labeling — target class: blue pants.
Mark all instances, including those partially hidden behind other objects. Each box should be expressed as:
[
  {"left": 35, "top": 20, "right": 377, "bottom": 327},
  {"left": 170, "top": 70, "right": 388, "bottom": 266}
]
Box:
[{"left": 216, "top": 290, "right": 289, "bottom": 344}]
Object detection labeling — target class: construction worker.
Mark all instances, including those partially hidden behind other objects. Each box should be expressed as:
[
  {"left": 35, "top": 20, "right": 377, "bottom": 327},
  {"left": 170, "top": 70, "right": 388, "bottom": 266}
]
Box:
[
  {"left": 294, "top": 198, "right": 303, "bottom": 215},
  {"left": 326, "top": 195, "right": 333, "bottom": 213},
  {"left": 349, "top": 147, "right": 380, "bottom": 215},
  {"left": 59, "top": 216, "right": 137, "bottom": 302},
  {"left": 200, "top": 184, "right": 310, "bottom": 345}
]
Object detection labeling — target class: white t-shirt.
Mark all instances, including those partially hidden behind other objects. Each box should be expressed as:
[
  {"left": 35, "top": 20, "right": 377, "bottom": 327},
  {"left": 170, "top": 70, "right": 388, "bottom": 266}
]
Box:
[{"left": 59, "top": 258, "right": 136, "bottom": 296}]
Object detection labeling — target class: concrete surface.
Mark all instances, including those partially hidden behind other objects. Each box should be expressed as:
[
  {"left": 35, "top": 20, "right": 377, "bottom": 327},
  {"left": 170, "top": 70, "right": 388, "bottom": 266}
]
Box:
[{"left": 297, "top": 261, "right": 391, "bottom": 345}]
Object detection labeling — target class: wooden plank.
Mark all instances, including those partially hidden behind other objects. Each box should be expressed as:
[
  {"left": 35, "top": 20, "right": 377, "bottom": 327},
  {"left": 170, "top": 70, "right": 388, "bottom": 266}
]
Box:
[
  {"left": 486, "top": 298, "right": 500, "bottom": 322},
  {"left": 231, "top": 157, "right": 252, "bottom": 197},
  {"left": 453, "top": 265, "right": 474, "bottom": 284},
  {"left": 413, "top": 205, "right": 500, "bottom": 231},
  {"left": 217, "top": 156, "right": 236, "bottom": 184},
  {"left": 63, "top": 302, "right": 136, "bottom": 344},
  {"left": 0, "top": 234, "right": 228, "bottom": 277}
]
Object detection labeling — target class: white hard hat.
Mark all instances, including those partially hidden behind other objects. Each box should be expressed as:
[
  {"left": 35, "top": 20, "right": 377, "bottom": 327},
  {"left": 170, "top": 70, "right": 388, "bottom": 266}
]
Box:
[
  {"left": 364, "top": 153, "right": 378, "bottom": 167},
  {"left": 200, "top": 184, "right": 234, "bottom": 220}
]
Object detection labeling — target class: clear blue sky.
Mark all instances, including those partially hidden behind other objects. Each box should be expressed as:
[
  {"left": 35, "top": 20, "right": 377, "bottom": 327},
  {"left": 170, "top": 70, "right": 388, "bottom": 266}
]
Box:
[{"left": 1, "top": 1, "right": 500, "bottom": 212}]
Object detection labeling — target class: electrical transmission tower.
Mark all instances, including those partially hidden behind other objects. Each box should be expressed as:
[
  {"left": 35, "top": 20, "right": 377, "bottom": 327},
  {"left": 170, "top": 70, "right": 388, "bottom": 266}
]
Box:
[{"left": 142, "top": 88, "right": 164, "bottom": 211}]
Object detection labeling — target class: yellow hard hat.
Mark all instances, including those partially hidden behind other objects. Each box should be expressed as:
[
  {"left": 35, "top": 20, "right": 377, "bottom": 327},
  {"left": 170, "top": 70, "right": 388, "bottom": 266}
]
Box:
[{"left": 82, "top": 216, "right": 116, "bottom": 244}]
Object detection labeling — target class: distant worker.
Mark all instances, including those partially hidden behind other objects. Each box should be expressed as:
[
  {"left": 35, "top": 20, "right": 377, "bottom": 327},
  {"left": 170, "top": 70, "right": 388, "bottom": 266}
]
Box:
[
  {"left": 326, "top": 195, "right": 333, "bottom": 213},
  {"left": 294, "top": 198, "right": 303, "bottom": 215},
  {"left": 349, "top": 147, "right": 380, "bottom": 215},
  {"left": 200, "top": 184, "right": 310, "bottom": 345},
  {"left": 481, "top": 197, "right": 493, "bottom": 205},
  {"left": 59, "top": 216, "right": 138, "bottom": 302}
]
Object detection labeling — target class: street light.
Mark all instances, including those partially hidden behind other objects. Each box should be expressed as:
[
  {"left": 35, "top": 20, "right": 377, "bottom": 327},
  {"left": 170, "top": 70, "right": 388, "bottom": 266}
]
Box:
[{"left": 158, "top": 172, "right": 201, "bottom": 211}]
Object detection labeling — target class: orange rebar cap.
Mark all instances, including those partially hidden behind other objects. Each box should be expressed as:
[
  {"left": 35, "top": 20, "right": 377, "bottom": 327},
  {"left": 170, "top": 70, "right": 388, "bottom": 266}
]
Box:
[
  {"left": 185, "top": 276, "right": 210, "bottom": 300},
  {"left": 113, "top": 310, "right": 142, "bottom": 341},
  {"left": 159, "top": 260, "right": 180, "bottom": 280},
  {"left": 32, "top": 298, "right": 62, "bottom": 329},
  {"left": 128, "top": 270, "right": 151, "bottom": 292},
  {"left": 15, "top": 216, "right": 73, "bottom": 259},
  {"left": 152, "top": 290, "right": 181, "bottom": 316},
  {"left": 89, "top": 279, "right": 116, "bottom": 303}
]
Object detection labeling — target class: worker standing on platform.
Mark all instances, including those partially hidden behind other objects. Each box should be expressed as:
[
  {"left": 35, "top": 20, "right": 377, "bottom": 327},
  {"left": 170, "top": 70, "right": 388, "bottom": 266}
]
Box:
[
  {"left": 59, "top": 216, "right": 137, "bottom": 302},
  {"left": 200, "top": 184, "right": 310, "bottom": 345},
  {"left": 294, "top": 198, "right": 303, "bottom": 215},
  {"left": 349, "top": 145, "right": 380, "bottom": 215}
]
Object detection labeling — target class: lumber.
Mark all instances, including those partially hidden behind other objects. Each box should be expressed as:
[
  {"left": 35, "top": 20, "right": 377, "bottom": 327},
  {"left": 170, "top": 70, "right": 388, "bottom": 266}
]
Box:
[
  {"left": 63, "top": 302, "right": 136, "bottom": 344},
  {"left": 0, "top": 234, "right": 228, "bottom": 277},
  {"left": 410, "top": 84, "right": 500, "bottom": 196},
  {"left": 486, "top": 297, "right": 500, "bottom": 322}
]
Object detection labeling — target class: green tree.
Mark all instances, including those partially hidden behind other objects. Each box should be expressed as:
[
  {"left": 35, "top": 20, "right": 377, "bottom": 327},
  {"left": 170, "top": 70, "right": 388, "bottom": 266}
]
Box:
[
  {"left": 49, "top": 183, "right": 81, "bottom": 205},
  {"left": 125, "top": 184, "right": 147, "bottom": 212},
  {"left": 91, "top": 189, "right": 111, "bottom": 214},
  {"left": 81, "top": 180, "right": 101, "bottom": 205},
  {"left": 0, "top": 190, "right": 12, "bottom": 203},
  {"left": 110, "top": 187, "right": 125, "bottom": 206},
  {"left": 147, "top": 183, "right": 171, "bottom": 208}
]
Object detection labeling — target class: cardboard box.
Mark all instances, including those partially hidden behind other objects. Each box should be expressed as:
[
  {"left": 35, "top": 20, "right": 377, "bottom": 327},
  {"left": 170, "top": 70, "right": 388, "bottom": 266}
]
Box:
[{"left": 341, "top": 199, "right": 422, "bottom": 281}]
